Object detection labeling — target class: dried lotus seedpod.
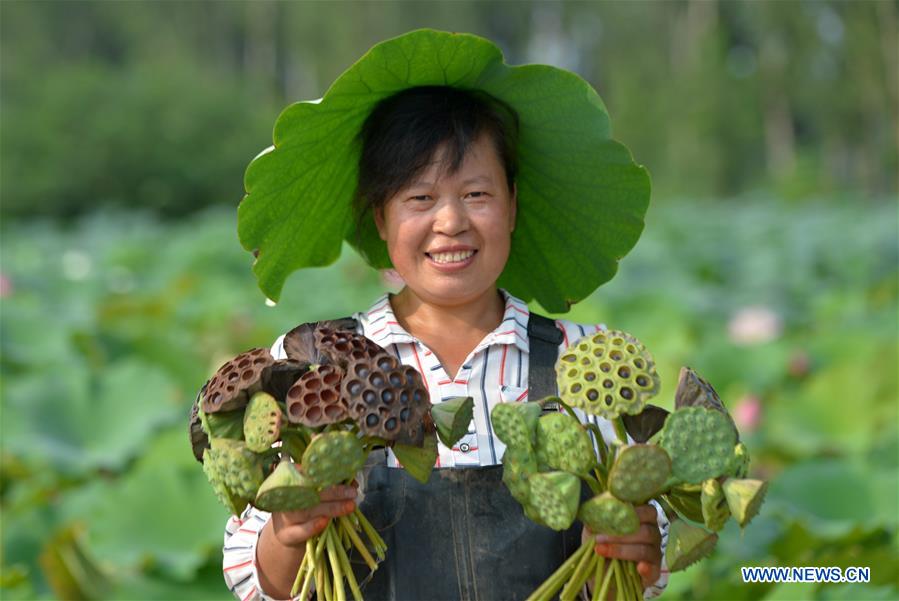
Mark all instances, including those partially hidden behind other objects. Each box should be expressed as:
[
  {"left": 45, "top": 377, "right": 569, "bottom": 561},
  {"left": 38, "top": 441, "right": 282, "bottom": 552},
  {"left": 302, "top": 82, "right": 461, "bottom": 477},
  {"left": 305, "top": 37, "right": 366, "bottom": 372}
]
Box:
[
  {"left": 315, "top": 326, "right": 385, "bottom": 367},
  {"left": 285, "top": 364, "right": 347, "bottom": 427},
  {"left": 262, "top": 359, "right": 308, "bottom": 402},
  {"left": 301, "top": 431, "right": 366, "bottom": 489},
  {"left": 255, "top": 461, "right": 320, "bottom": 512},
  {"left": 528, "top": 471, "right": 580, "bottom": 531},
  {"left": 579, "top": 492, "right": 640, "bottom": 536},
  {"left": 534, "top": 412, "right": 596, "bottom": 475},
  {"left": 661, "top": 406, "right": 737, "bottom": 485},
  {"left": 701, "top": 478, "right": 730, "bottom": 531},
  {"left": 189, "top": 393, "right": 209, "bottom": 463},
  {"left": 203, "top": 348, "right": 274, "bottom": 413},
  {"left": 244, "top": 392, "right": 283, "bottom": 453},
  {"left": 282, "top": 319, "right": 356, "bottom": 366},
  {"left": 555, "top": 330, "right": 660, "bottom": 419},
  {"left": 608, "top": 444, "right": 671, "bottom": 504},
  {"left": 665, "top": 520, "right": 718, "bottom": 572},
  {"left": 344, "top": 357, "right": 429, "bottom": 443}
]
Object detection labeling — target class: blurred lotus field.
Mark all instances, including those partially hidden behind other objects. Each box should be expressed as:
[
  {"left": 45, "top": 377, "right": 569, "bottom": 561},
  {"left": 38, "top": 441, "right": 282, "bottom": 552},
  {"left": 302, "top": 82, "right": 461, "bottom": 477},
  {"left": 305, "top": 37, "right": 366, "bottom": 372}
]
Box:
[{"left": 0, "top": 199, "right": 895, "bottom": 600}]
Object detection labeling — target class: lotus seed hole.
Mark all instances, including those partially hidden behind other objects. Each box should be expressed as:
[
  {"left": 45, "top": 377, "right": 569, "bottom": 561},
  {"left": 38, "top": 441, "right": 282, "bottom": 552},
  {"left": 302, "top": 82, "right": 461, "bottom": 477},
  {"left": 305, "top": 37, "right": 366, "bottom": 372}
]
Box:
[
  {"left": 389, "top": 372, "right": 403, "bottom": 387},
  {"left": 226, "top": 385, "right": 234, "bottom": 392},
  {"left": 600, "top": 363, "right": 611, "bottom": 373},
  {"left": 400, "top": 408, "right": 410, "bottom": 422},
  {"left": 617, "top": 366, "right": 631, "bottom": 379},
  {"left": 626, "top": 344, "right": 636, "bottom": 354},
  {"left": 307, "top": 407, "right": 322, "bottom": 421},
  {"left": 355, "top": 365, "right": 369, "bottom": 377},
  {"left": 634, "top": 359, "right": 645, "bottom": 369},
  {"left": 306, "top": 378, "right": 321, "bottom": 391},
  {"left": 254, "top": 357, "right": 267, "bottom": 365},
  {"left": 568, "top": 368, "right": 579, "bottom": 378},
  {"left": 228, "top": 372, "right": 239, "bottom": 381},
  {"left": 385, "top": 418, "right": 398, "bottom": 431},
  {"left": 562, "top": 354, "right": 576, "bottom": 363},
  {"left": 381, "top": 390, "right": 394, "bottom": 404},
  {"left": 400, "top": 391, "right": 410, "bottom": 404},
  {"left": 238, "top": 359, "right": 250, "bottom": 368},
  {"left": 636, "top": 375, "right": 649, "bottom": 387},
  {"left": 571, "top": 383, "right": 582, "bottom": 393},
  {"left": 612, "top": 337, "right": 623, "bottom": 346},
  {"left": 581, "top": 357, "right": 591, "bottom": 366},
  {"left": 603, "top": 379, "right": 614, "bottom": 389},
  {"left": 366, "top": 414, "right": 379, "bottom": 427},
  {"left": 324, "top": 405, "right": 341, "bottom": 418},
  {"left": 369, "top": 374, "right": 385, "bottom": 388},
  {"left": 413, "top": 390, "right": 423, "bottom": 402},
  {"left": 610, "top": 350, "right": 623, "bottom": 361},
  {"left": 363, "top": 390, "right": 377, "bottom": 405},
  {"left": 378, "top": 358, "right": 393, "bottom": 371},
  {"left": 604, "top": 395, "right": 613, "bottom": 405},
  {"left": 352, "top": 350, "right": 365, "bottom": 360},
  {"left": 620, "top": 387, "right": 634, "bottom": 400},
  {"left": 587, "top": 389, "right": 599, "bottom": 401},
  {"left": 579, "top": 343, "right": 589, "bottom": 352},
  {"left": 322, "top": 390, "right": 336, "bottom": 402}
]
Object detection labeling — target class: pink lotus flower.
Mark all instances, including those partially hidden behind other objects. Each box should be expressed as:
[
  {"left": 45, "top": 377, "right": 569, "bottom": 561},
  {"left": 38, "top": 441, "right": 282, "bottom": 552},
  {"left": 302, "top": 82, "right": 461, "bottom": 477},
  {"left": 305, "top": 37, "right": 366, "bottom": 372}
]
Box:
[{"left": 732, "top": 394, "right": 762, "bottom": 433}]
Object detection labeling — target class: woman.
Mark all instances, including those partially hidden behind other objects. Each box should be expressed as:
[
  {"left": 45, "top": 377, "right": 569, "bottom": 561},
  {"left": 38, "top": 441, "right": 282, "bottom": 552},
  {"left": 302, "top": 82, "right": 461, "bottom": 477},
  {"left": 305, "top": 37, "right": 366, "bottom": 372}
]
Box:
[{"left": 222, "top": 31, "right": 666, "bottom": 601}]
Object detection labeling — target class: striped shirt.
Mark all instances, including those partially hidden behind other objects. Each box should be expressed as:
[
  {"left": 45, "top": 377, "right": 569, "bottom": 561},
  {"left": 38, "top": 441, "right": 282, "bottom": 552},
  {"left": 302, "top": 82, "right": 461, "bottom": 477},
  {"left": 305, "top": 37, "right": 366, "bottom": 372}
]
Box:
[{"left": 223, "top": 288, "right": 669, "bottom": 600}]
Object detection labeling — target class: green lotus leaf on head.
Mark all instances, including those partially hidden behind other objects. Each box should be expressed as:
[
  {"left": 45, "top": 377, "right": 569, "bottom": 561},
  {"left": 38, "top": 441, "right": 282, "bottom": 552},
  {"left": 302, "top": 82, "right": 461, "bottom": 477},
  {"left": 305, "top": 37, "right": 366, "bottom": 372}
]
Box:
[
  {"left": 238, "top": 29, "right": 650, "bottom": 313},
  {"left": 431, "top": 396, "right": 474, "bottom": 449}
]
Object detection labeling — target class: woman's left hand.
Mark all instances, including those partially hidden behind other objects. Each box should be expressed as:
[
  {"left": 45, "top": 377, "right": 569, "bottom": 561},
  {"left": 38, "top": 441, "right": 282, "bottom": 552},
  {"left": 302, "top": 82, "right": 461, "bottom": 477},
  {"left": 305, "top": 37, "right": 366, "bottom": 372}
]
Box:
[{"left": 582, "top": 504, "right": 662, "bottom": 588}]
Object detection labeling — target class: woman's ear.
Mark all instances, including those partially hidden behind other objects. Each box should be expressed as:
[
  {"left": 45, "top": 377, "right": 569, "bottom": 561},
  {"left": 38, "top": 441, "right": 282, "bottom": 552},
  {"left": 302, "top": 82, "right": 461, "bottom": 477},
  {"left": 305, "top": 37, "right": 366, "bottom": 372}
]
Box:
[
  {"left": 510, "top": 183, "right": 518, "bottom": 233},
  {"left": 374, "top": 207, "right": 387, "bottom": 241}
]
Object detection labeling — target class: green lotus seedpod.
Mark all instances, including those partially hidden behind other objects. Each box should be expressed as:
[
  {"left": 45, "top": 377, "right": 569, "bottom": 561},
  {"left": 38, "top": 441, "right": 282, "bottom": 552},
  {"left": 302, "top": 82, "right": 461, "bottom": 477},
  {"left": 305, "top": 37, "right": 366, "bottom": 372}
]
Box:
[
  {"left": 555, "top": 330, "right": 660, "bottom": 419},
  {"left": 674, "top": 368, "right": 737, "bottom": 438},
  {"left": 664, "top": 484, "right": 704, "bottom": 522},
  {"left": 301, "top": 431, "right": 366, "bottom": 489},
  {"left": 578, "top": 492, "right": 639, "bottom": 536},
  {"left": 502, "top": 446, "right": 539, "bottom": 506},
  {"left": 491, "top": 401, "right": 541, "bottom": 450},
  {"left": 392, "top": 432, "right": 438, "bottom": 484},
  {"left": 700, "top": 478, "right": 730, "bottom": 532},
  {"left": 609, "top": 444, "right": 672, "bottom": 504},
  {"left": 243, "top": 392, "right": 283, "bottom": 453},
  {"left": 723, "top": 478, "right": 767, "bottom": 528},
  {"left": 205, "top": 438, "right": 264, "bottom": 500},
  {"left": 660, "top": 406, "right": 737, "bottom": 484},
  {"left": 202, "top": 447, "right": 248, "bottom": 515},
  {"left": 523, "top": 502, "right": 549, "bottom": 528},
  {"left": 528, "top": 471, "right": 581, "bottom": 531},
  {"left": 535, "top": 412, "right": 596, "bottom": 475},
  {"left": 666, "top": 519, "right": 718, "bottom": 572},
  {"left": 255, "top": 461, "right": 321, "bottom": 512},
  {"left": 431, "top": 396, "right": 475, "bottom": 448},
  {"left": 728, "top": 442, "right": 750, "bottom": 479}
]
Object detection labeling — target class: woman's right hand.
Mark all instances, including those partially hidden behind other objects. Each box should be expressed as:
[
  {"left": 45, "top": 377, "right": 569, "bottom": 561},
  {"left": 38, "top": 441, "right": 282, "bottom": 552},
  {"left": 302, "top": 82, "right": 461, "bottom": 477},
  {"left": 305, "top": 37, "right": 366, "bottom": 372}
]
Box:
[{"left": 270, "top": 482, "right": 359, "bottom": 547}]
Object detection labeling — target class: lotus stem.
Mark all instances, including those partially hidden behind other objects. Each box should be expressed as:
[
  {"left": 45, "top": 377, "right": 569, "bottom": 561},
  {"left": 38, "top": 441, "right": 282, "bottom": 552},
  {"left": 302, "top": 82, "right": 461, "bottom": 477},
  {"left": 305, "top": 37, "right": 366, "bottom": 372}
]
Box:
[
  {"left": 590, "top": 554, "right": 605, "bottom": 601},
  {"left": 289, "top": 538, "right": 312, "bottom": 598},
  {"left": 333, "top": 524, "right": 363, "bottom": 601},
  {"left": 297, "top": 539, "right": 316, "bottom": 601},
  {"left": 325, "top": 526, "right": 346, "bottom": 601},
  {"left": 613, "top": 417, "right": 629, "bottom": 446},
  {"left": 596, "top": 559, "right": 614, "bottom": 601},
  {"left": 561, "top": 547, "right": 597, "bottom": 601},
  {"left": 338, "top": 515, "right": 378, "bottom": 571},
  {"left": 354, "top": 509, "right": 386, "bottom": 558},
  {"left": 613, "top": 559, "right": 626, "bottom": 601},
  {"left": 525, "top": 540, "right": 590, "bottom": 601}
]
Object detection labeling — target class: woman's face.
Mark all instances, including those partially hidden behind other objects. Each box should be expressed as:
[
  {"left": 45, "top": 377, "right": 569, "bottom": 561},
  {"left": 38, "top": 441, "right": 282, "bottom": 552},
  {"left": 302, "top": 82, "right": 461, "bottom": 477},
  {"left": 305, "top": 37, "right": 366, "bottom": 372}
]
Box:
[{"left": 374, "top": 134, "right": 517, "bottom": 308}]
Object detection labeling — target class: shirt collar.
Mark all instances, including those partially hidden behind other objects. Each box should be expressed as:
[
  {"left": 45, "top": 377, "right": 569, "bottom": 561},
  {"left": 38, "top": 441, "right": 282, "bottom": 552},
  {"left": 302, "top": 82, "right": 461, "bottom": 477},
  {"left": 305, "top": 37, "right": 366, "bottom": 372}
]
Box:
[{"left": 360, "top": 288, "right": 531, "bottom": 354}]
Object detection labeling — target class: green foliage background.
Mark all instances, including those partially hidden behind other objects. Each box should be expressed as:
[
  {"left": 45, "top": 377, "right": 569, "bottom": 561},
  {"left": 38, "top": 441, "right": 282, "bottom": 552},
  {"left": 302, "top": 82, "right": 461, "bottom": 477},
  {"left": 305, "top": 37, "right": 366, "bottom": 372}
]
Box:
[{"left": 1, "top": 2, "right": 896, "bottom": 600}]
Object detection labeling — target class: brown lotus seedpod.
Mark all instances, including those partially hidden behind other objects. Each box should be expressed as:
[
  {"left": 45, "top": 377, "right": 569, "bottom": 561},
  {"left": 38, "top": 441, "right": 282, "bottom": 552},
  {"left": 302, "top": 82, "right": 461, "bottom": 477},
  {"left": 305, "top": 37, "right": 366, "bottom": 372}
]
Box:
[
  {"left": 262, "top": 359, "right": 308, "bottom": 402},
  {"left": 189, "top": 394, "right": 209, "bottom": 463},
  {"left": 282, "top": 319, "right": 356, "bottom": 366},
  {"left": 285, "top": 364, "right": 348, "bottom": 427},
  {"left": 343, "top": 355, "right": 430, "bottom": 443},
  {"left": 315, "top": 326, "right": 385, "bottom": 368},
  {"left": 203, "top": 348, "right": 274, "bottom": 413}
]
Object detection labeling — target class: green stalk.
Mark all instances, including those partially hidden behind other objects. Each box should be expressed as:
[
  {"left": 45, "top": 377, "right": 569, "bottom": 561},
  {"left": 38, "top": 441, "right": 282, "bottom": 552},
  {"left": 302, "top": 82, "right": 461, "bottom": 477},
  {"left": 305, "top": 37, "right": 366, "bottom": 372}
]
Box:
[
  {"left": 562, "top": 548, "right": 597, "bottom": 601},
  {"left": 612, "top": 417, "right": 629, "bottom": 445},
  {"left": 333, "top": 524, "right": 363, "bottom": 601},
  {"left": 629, "top": 562, "right": 644, "bottom": 601},
  {"left": 325, "top": 526, "right": 346, "bottom": 601},
  {"left": 355, "top": 509, "right": 387, "bottom": 559},
  {"left": 590, "top": 555, "right": 605, "bottom": 601},
  {"left": 581, "top": 473, "right": 603, "bottom": 496},
  {"left": 525, "top": 542, "right": 590, "bottom": 601},
  {"left": 297, "top": 539, "right": 316, "bottom": 601},
  {"left": 613, "top": 559, "right": 625, "bottom": 601},
  {"left": 585, "top": 423, "right": 610, "bottom": 468},
  {"left": 338, "top": 515, "right": 377, "bottom": 571},
  {"left": 289, "top": 539, "right": 312, "bottom": 597},
  {"left": 596, "top": 559, "right": 614, "bottom": 601}
]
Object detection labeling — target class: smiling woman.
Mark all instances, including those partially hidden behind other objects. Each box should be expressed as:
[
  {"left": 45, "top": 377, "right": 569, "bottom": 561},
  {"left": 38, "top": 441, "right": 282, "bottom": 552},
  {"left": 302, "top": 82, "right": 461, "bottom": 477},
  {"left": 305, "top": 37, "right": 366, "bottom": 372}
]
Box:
[{"left": 220, "top": 29, "right": 665, "bottom": 601}]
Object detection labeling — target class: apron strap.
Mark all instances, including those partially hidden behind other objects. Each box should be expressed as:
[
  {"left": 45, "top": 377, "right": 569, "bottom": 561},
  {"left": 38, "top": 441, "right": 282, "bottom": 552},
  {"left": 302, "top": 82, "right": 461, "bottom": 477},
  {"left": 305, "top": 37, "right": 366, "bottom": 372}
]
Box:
[{"left": 526, "top": 312, "right": 563, "bottom": 400}]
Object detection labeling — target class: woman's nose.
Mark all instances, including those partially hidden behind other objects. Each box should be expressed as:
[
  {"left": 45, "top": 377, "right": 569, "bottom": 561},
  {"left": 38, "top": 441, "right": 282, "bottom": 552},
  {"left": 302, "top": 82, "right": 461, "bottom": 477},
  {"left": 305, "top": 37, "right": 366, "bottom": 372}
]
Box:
[{"left": 433, "top": 198, "right": 469, "bottom": 235}]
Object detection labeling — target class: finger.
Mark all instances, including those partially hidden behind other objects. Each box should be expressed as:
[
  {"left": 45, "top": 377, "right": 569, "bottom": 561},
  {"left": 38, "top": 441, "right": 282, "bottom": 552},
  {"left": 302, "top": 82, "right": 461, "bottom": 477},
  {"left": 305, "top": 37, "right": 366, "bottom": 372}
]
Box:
[
  {"left": 594, "top": 524, "right": 660, "bottom": 546},
  {"left": 593, "top": 541, "right": 661, "bottom": 565},
  {"left": 319, "top": 484, "right": 360, "bottom": 502},
  {"left": 273, "top": 516, "right": 330, "bottom": 547},
  {"left": 634, "top": 504, "right": 659, "bottom": 524},
  {"left": 637, "top": 561, "right": 661, "bottom": 588},
  {"left": 277, "top": 500, "right": 356, "bottom": 524}
]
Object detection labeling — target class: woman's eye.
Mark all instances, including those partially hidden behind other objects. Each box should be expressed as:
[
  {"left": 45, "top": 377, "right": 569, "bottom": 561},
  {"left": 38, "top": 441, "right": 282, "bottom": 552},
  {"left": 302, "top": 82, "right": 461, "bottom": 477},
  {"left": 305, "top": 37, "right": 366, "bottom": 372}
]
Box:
[
  {"left": 466, "top": 191, "right": 488, "bottom": 199},
  {"left": 410, "top": 195, "right": 431, "bottom": 202}
]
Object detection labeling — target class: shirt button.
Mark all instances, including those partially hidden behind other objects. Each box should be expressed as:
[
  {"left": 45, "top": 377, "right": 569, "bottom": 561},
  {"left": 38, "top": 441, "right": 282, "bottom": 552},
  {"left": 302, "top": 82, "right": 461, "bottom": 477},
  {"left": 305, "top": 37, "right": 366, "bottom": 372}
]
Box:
[{"left": 459, "top": 443, "right": 470, "bottom": 453}]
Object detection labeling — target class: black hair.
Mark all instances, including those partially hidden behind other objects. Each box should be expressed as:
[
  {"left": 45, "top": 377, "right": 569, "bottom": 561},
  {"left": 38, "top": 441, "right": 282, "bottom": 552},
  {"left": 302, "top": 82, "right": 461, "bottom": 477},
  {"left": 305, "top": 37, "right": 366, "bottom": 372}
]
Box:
[{"left": 353, "top": 86, "right": 519, "bottom": 237}]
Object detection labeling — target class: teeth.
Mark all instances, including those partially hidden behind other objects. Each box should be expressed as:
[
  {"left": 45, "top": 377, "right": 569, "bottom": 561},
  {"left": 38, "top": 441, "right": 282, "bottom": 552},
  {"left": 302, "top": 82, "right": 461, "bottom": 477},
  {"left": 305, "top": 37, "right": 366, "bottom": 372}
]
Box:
[{"left": 430, "top": 250, "right": 474, "bottom": 264}]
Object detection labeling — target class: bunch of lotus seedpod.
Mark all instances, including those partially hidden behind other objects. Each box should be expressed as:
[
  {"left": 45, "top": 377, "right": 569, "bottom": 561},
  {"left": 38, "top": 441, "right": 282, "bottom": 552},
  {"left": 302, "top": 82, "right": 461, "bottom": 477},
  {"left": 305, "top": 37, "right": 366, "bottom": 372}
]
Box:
[
  {"left": 491, "top": 330, "right": 767, "bottom": 601},
  {"left": 190, "top": 321, "right": 473, "bottom": 601}
]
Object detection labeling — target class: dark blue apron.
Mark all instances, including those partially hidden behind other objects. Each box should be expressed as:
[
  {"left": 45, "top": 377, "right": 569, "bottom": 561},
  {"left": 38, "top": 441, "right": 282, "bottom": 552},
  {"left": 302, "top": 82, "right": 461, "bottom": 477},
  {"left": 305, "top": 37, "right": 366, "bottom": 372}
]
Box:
[{"left": 346, "top": 314, "right": 583, "bottom": 601}]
